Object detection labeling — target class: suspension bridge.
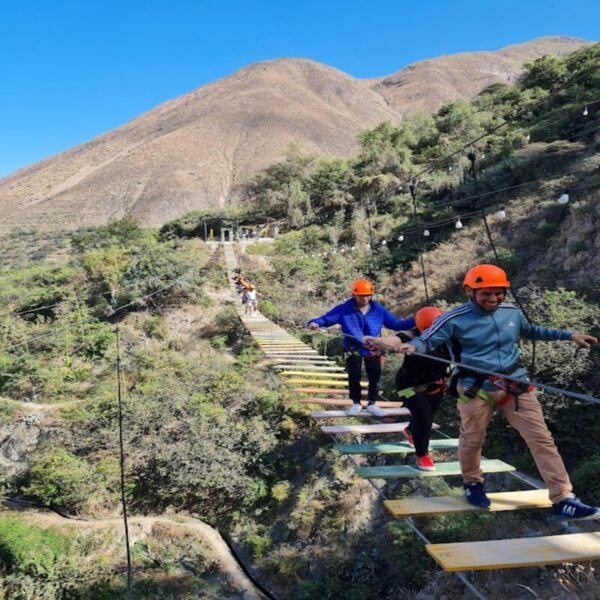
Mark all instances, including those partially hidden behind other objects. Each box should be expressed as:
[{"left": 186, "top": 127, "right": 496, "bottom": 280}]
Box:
[{"left": 223, "top": 241, "right": 600, "bottom": 595}]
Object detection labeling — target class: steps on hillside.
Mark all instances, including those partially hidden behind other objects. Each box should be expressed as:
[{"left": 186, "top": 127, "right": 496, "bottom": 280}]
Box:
[
  {"left": 357, "top": 459, "right": 514, "bottom": 480},
  {"left": 426, "top": 532, "right": 600, "bottom": 571},
  {"left": 385, "top": 489, "right": 551, "bottom": 517}
]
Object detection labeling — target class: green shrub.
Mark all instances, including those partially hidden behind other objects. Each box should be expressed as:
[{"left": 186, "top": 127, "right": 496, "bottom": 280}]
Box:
[
  {"left": 246, "top": 533, "right": 272, "bottom": 559},
  {"left": 143, "top": 315, "right": 169, "bottom": 340},
  {"left": 0, "top": 514, "right": 70, "bottom": 577},
  {"left": 271, "top": 481, "right": 292, "bottom": 503},
  {"left": 22, "top": 448, "right": 98, "bottom": 512},
  {"left": 0, "top": 397, "right": 17, "bottom": 424},
  {"left": 570, "top": 455, "right": 600, "bottom": 505}
]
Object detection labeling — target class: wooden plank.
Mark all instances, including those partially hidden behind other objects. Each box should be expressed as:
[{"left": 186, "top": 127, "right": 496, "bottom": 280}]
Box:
[
  {"left": 265, "top": 354, "right": 321, "bottom": 359},
  {"left": 258, "top": 341, "right": 307, "bottom": 344},
  {"left": 334, "top": 439, "right": 458, "bottom": 454},
  {"left": 321, "top": 422, "right": 415, "bottom": 434},
  {"left": 285, "top": 378, "right": 353, "bottom": 387},
  {"left": 357, "top": 459, "right": 514, "bottom": 480},
  {"left": 258, "top": 344, "right": 309, "bottom": 348},
  {"left": 294, "top": 387, "right": 349, "bottom": 395},
  {"left": 257, "top": 341, "right": 306, "bottom": 344},
  {"left": 281, "top": 371, "right": 347, "bottom": 378},
  {"left": 268, "top": 358, "right": 333, "bottom": 364},
  {"left": 385, "top": 489, "right": 551, "bottom": 517},
  {"left": 298, "top": 398, "right": 403, "bottom": 407},
  {"left": 311, "top": 408, "right": 410, "bottom": 418},
  {"left": 264, "top": 352, "right": 320, "bottom": 356},
  {"left": 426, "top": 532, "right": 600, "bottom": 572},
  {"left": 273, "top": 365, "right": 345, "bottom": 372}
]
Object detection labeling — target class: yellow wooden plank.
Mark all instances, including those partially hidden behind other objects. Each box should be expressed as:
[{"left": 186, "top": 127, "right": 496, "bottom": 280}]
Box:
[
  {"left": 427, "top": 532, "right": 600, "bottom": 572},
  {"left": 286, "top": 378, "right": 349, "bottom": 387},
  {"left": 385, "top": 489, "right": 551, "bottom": 517},
  {"left": 281, "top": 371, "right": 347, "bottom": 378}
]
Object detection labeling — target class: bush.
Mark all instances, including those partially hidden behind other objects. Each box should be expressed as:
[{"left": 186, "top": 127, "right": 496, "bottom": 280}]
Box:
[
  {"left": 22, "top": 448, "right": 98, "bottom": 512},
  {"left": 143, "top": 315, "right": 169, "bottom": 340},
  {"left": 0, "top": 514, "right": 70, "bottom": 569}
]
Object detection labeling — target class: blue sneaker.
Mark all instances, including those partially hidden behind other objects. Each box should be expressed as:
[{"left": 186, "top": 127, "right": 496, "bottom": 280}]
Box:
[
  {"left": 552, "top": 496, "right": 599, "bottom": 520},
  {"left": 463, "top": 482, "right": 491, "bottom": 508}
]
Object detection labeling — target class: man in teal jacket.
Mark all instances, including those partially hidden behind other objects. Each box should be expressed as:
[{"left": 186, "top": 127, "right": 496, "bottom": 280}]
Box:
[{"left": 369, "top": 264, "right": 598, "bottom": 519}]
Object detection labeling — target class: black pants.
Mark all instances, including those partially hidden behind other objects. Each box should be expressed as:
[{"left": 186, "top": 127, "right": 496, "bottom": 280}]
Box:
[
  {"left": 346, "top": 354, "right": 382, "bottom": 404},
  {"left": 403, "top": 391, "right": 443, "bottom": 457}
]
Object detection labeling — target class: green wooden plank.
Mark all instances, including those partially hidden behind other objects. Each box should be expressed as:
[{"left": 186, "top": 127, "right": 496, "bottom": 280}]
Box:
[
  {"left": 357, "top": 459, "right": 514, "bottom": 479},
  {"left": 335, "top": 439, "right": 459, "bottom": 455}
]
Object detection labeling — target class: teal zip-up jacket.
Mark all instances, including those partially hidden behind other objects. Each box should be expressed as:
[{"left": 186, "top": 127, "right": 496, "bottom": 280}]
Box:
[{"left": 410, "top": 300, "right": 572, "bottom": 389}]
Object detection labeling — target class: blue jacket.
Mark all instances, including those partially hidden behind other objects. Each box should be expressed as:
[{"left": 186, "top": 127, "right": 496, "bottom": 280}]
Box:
[
  {"left": 410, "top": 300, "right": 572, "bottom": 388},
  {"left": 309, "top": 299, "right": 415, "bottom": 356}
]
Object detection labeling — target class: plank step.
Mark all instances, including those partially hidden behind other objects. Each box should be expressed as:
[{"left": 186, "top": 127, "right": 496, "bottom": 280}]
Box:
[
  {"left": 357, "top": 459, "right": 514, "bottom": 480},
  {"left": 286, "top": 378, "right": 353, "bottom": 387},
  {"left": 264, "top": 352, "right": 320, "bottom": 357},
  {"left": 311, "top": 408, "right": 410, "bottom": 418},
  {"left": 273, "top": 365, "right": 345, "bottom": 372},
  {"left": 322, "top": 422, "right": 429, "bottom": 434},
  {"left": 294, "top": 387, "right": 350, "bottom": 395},
  {"left": 299, "top": 398, "right": 404, "bottom": 407},
  {"left": 281, "top": 371, "right": 347, "bottom": 378},
  {"left": 385, "top": 489, "right": 551, "bottom": 517},
  {"left": 258, "top": 343, "right": 307, "bottom": 346},
  {"left": 268, "top": 358, "right": 333, "bottom": 364},
  {"left": 334, "top": 439, "right": 458, "bottom": 454},
  {"left": 310, "top": 408, "right": 410, "bottom": 419},
  {"left": 426, "top": 532, "right": 600, "bottom": 572}
]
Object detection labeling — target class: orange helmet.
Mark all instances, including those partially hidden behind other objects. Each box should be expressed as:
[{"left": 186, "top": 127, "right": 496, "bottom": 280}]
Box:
[
  {"left": 351, "top": 278, "right": 375, "bottom": 296},
  {"left": 463, "top": 264, "right": 510, "bottom": 289},
  {"left": 415, "top": 306, "right": 443, "bottom": 332}
]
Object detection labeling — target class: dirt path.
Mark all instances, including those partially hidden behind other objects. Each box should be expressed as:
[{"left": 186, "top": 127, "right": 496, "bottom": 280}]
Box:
[{"left": 3, "top": 507, "right": 266, "bottom": 600}]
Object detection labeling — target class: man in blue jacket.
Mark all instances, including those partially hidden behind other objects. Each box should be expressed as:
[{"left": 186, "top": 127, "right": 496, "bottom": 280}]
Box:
[
  {"left": 308, "top": 278, "right": 415, "bottom": 417},
  {"left": 372, "top": 264, "right": 598, "bottom": 519}
]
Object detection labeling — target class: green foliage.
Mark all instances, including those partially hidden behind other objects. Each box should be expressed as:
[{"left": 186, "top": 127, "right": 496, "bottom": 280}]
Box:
[
  {"left": 270, "top": 481, "right": 292, "bottom": 503},
  {"left": 142, "top": 315, "right": 169, "bottom": 340},
  {"left": 22, "top": 448, "right": 98, "bottom": 512},
  {"left": 519, "top": 55, "right": 568, "bottom": 90},
  {"left": 0, "top": 397, "right": 18, "bottom": 424},
  {"left": 0, "top": 515, "right": 70, "bottom": 582},
  {"left": 571, "top": 455, "right": 600, "bottom": 505}
]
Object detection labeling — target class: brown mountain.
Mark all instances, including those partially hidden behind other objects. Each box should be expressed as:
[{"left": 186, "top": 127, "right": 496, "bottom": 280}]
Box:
[
  {"left": 370, "top": 36, "right": 588, "bottom": 114},
  {"left": 0, "top": 36, "right": 589, "bottom": 231}
]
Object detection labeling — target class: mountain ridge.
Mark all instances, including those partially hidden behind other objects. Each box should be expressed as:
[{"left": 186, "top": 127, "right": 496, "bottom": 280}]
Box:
[{"left": 0, "top": 36, "right": 590, "bottom": 231}]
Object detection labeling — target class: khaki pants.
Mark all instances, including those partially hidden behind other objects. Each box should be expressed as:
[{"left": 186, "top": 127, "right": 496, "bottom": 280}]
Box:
[{"left": 457, "top": 386, "right": 572, "bottom": 503}]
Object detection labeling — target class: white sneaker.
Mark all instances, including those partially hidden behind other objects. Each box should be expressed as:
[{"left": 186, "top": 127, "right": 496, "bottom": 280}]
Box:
[
  {"left": 346, "top": 403, "right": 362, "bottom": 416},
  {"left": 366, "top": 404, "right": 386, "bottom": 417}
]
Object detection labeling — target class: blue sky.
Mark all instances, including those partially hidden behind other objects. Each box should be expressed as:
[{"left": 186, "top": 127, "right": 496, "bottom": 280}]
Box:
[{"left": 0, "top": 0, "right": 598, "bottom": 178}]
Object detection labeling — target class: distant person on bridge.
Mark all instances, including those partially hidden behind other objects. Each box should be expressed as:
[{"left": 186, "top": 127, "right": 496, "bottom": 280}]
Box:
[
  {"left": 365, "top": 306, "right": 450, "bottom": 472},
  {"left": 244, "top": 285, "right": 258, "bottom": 315},
  {"left": 384, "top": 264, "right": 599, "bottom": 519},
  {"left": 307, "top": 279, "right": 415, "bottom": 417}
]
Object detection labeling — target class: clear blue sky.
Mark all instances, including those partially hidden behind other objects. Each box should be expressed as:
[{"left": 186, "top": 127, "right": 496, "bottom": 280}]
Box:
[{"left": 0, "top": 0, "right": 597, "bottom": 178}]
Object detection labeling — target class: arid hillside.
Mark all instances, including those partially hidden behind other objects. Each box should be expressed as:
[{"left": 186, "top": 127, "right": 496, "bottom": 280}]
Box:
[
  {"left": 0, "top": 36, "right": 589, "bottom": 231},
  {"left": 370, "top": 35, "right": 587, "bottom": 113}
]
